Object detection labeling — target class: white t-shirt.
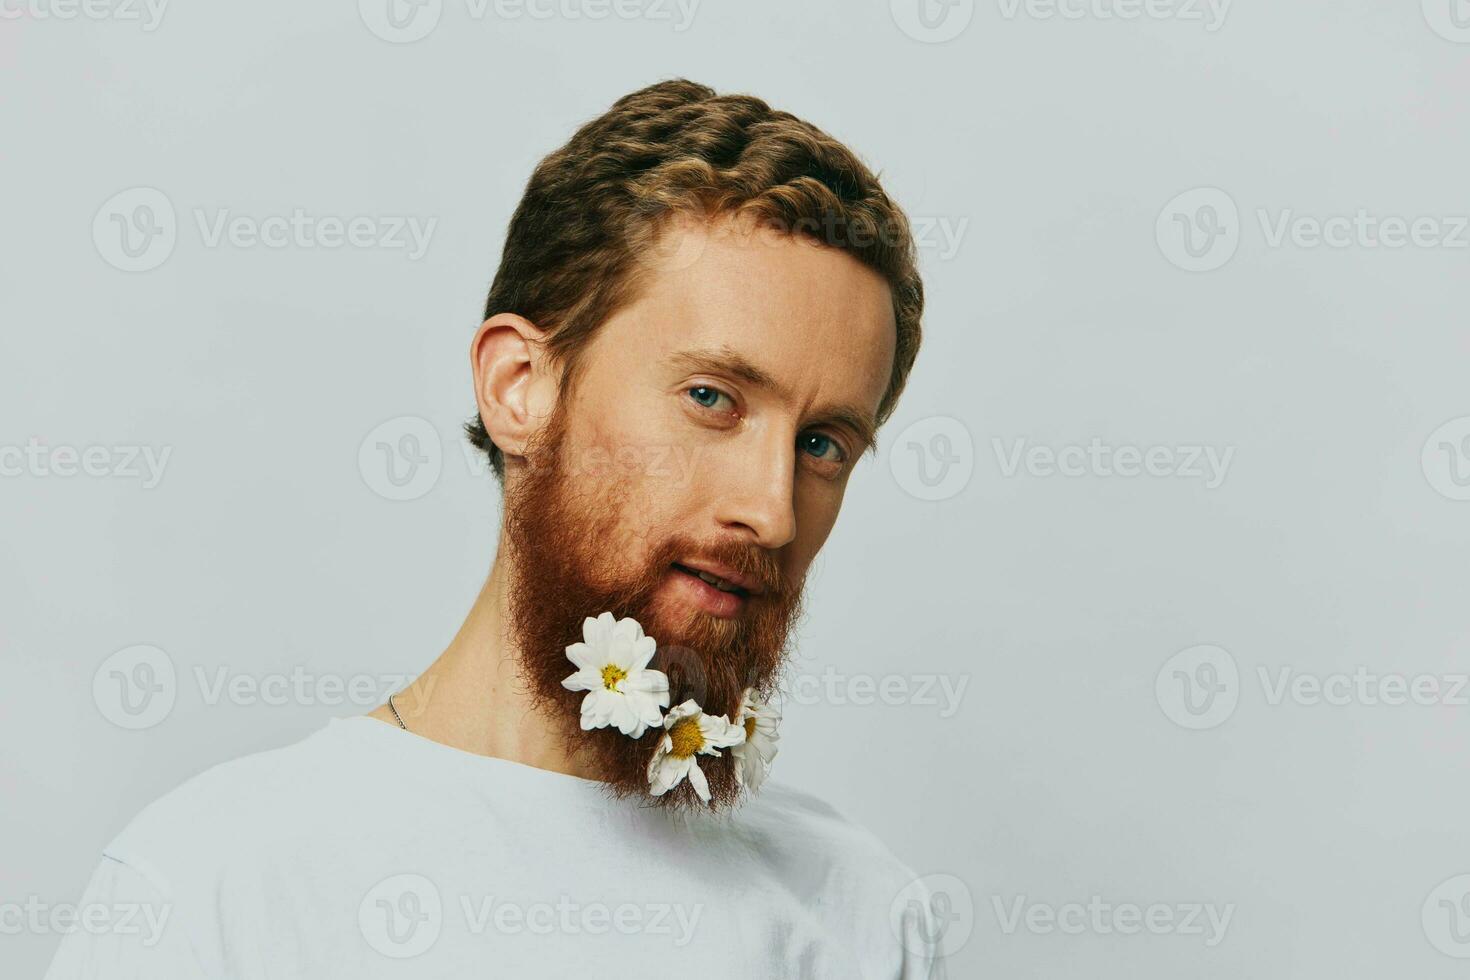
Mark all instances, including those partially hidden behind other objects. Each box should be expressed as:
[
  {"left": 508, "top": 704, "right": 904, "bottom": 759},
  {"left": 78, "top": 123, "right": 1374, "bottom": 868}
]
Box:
[{"left": 45, "top": 716, "right": 947, "bottom": 979}]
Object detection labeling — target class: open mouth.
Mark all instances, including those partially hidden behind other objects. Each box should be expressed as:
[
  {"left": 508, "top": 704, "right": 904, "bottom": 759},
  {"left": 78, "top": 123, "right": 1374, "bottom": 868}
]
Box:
[{"left": 671, "top": 562, "right": 751, "bottom": 598}]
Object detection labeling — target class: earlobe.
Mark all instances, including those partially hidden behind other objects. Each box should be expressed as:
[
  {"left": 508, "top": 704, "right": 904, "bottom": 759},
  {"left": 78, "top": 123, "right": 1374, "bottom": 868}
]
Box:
[{"left": 470, "top": 313, "right": 551, "bottom": 461}]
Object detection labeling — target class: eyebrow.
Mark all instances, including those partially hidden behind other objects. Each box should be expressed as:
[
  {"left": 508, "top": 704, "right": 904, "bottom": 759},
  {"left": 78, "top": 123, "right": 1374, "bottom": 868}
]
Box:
[{"left": 668, "top": 345, "right": 880, "bottom": 459}]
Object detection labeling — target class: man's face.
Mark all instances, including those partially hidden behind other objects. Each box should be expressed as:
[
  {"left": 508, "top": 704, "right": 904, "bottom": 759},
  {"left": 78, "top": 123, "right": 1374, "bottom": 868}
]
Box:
[
  {"left": 503, "top": 214, "right": 897, "bottom": 806},
  {"left": 556, "top": 214, "right": 896, "bottom": 604}
]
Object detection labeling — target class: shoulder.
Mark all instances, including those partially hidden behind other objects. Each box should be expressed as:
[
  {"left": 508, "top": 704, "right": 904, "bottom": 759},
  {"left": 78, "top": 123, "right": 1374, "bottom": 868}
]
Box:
[
  {"left": 103, "top": 719, "right": 375, "bottom": 880},
  {"left": 735, "top": 778, "right": 924, "bottom": 893},
  {"left": 729, "top": 781, "right": 945, "bottom": 976}
]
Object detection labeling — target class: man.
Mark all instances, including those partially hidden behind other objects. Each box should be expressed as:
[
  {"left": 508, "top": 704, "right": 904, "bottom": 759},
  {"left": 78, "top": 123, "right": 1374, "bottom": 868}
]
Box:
[{"left": 47, "top": 78, "right": 942, "bottom": 978}]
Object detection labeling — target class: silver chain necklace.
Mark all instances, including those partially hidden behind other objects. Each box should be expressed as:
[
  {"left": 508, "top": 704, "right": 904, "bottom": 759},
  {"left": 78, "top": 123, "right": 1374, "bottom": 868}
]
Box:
[{"left": 387, "top": 693, "right": 408, "bottom": 731}]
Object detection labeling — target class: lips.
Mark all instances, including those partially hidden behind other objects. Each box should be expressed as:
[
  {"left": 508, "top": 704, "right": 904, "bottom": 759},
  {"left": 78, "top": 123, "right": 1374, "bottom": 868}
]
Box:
[
  {"left": 671, "top": 563, "right": 749, "bottom": 597},
  {"left": 670, "top": 559, "right": 762, "bottom": 597}
]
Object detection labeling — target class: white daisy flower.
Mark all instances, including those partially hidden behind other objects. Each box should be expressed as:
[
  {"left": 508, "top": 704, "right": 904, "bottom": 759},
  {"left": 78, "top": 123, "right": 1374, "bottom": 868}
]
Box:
[
  {"left": 560, "top": 612, "right": 669, "bottom": 738},
  {"left": 731, "top": 687, "right": 781, "bottom": 792},
  {"left": 647, "top": 699, "right": 745, "bottom": 802}
]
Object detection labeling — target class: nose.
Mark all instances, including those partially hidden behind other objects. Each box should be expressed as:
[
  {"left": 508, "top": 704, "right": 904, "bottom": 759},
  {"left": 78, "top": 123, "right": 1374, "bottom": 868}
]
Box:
[{"left": 713, "top": 427, "right": 797, "bottom": 550}]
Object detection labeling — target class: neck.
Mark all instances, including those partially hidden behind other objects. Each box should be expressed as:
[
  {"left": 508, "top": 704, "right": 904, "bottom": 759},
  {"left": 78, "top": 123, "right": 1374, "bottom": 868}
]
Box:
[{"left": 367, "top": 551, "right": 598, "bottom": 780}]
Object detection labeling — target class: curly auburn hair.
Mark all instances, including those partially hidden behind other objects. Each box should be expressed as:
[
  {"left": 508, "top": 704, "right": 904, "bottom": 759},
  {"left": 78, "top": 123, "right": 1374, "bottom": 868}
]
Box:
[{"left": 465, "top": 77, "right": 925, "bottom": 479}]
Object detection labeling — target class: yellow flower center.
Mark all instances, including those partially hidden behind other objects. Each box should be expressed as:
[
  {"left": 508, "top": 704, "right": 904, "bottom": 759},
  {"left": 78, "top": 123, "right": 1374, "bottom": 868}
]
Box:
[
  {"left": 669, "top": 716, "right": 705, "bottom": 758},
  {"left": 744, "top": 716, "right": 757, "bottom": 739},
  {"left": 601, "top": 664, "right": 627, "bottom": 691}
]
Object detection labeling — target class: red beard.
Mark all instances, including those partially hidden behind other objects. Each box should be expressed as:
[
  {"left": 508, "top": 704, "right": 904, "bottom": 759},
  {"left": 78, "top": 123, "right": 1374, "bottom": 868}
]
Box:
[{"left": 501, "top": 406, "right": 806, "bottom": 810}]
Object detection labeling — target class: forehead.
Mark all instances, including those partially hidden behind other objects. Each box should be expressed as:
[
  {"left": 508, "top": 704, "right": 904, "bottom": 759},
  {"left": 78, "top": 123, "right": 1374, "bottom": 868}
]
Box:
[{"left": 593, "top": 214, "right": 898, "bottom": 414}]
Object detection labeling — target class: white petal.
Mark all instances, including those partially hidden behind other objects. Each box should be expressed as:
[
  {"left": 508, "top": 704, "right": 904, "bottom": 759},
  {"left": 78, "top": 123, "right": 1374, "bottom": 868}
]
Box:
[
  {"left": 663, "top": 699, "right": 700, "bottom": 727},
  {"left": 579, "top": 689, "right": 616, "bottom": 730},
  {"left": 612, "top": 616, "right": 644, "bottom": 645},
  {"left": 583, "top": 613, "right": 614, "bottom": 646},
  {"left": 631, "top": 636, "right": 658, "bottom": 671},
  {"left": 564, "top": 641, "right": 597, "bottom": 671},
  {"left": 649, "top": 754, "right": 692, "bottom": 797},
  {"left": 699, "top": 713, "right": 744, "bottom": 750},
  {"left": 561, "top": 669, "right": 598, "bottom": 693},
  {"left": 612, "top": 699, "right": 644, "bottom": 737},
  {"left": 623, "top": 668, "right": 668, "bottom": 694},
  {"left": 687, "top": 759, "right": 710, "bottom": 802}
]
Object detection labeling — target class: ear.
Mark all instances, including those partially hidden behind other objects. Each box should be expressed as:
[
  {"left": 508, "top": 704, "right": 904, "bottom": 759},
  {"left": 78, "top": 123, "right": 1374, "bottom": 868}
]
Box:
[{"left": 469, "top": 313, "right": 558, "bottom": 462}]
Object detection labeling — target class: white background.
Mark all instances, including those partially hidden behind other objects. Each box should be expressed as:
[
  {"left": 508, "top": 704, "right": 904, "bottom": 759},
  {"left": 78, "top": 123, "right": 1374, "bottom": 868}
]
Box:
[{"left": 4, "top": 1, "right": 1470, "bottom": 976}]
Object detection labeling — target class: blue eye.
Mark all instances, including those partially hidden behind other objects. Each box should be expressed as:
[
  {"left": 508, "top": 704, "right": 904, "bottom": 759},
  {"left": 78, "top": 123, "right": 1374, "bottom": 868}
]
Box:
[
  {"left": 799, "top": 432, "right": 844, "bottom": 463},
  {"left": 687, "top": 386, "right": 728, "bottom": 410}
]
